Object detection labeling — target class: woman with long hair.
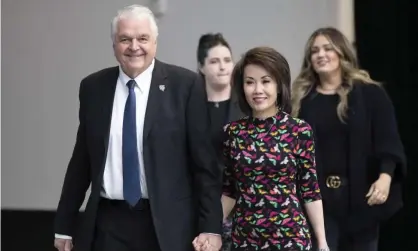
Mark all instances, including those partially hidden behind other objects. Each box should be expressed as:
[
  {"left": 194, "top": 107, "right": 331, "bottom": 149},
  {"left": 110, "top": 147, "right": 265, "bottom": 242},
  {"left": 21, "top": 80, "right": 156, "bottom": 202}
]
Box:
[{"left": 291, "top": 27, "right": 406, "bottom": 251}]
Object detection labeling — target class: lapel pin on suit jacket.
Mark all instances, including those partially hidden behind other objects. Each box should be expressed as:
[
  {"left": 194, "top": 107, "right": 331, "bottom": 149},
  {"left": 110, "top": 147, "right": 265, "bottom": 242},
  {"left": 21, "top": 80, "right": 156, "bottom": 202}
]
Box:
[{"left": 159, "top": 85, "right": 165, "bottom": 91}]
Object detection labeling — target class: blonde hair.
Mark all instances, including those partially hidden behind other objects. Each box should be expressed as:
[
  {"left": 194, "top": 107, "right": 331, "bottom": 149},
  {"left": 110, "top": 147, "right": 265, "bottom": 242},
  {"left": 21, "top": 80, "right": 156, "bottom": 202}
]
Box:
[{"left": 291, "top": 27, "right": 380, "bottom": 122}]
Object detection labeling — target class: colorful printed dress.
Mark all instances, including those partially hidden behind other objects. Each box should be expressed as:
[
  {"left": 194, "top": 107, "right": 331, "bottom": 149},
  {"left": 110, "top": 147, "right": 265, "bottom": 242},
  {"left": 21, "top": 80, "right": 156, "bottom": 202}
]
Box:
[{"left": 222, "top": 112, "right": 322, "bottom": 251}]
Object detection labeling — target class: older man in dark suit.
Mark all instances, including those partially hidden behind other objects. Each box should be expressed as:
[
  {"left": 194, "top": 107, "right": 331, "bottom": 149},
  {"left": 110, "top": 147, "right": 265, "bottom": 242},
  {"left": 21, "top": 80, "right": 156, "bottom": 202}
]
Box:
[{"left": 53, "top": 4, "right": 223, "bottom": 251}]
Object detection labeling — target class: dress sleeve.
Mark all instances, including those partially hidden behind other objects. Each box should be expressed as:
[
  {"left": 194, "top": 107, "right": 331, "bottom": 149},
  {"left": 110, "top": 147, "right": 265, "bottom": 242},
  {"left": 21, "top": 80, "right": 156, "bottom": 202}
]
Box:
[
  {"left": 294, "top": 120, "right": 322, "bottom": 203},
  {"left": 222, "top": 123, "right": 236, "bottom": 199}
]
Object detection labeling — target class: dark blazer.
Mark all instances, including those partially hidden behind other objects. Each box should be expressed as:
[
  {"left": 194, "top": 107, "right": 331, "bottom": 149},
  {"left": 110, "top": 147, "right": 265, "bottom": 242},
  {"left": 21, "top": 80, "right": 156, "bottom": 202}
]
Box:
[
  {"left": 54, "top": 60, "right": 223, "bottom": 251},
  {"left": 299, "top": 83, "right": 406, "bottom": 239},
  {"left": 208, "top": 90, "right": 245, "bottom": 160}
]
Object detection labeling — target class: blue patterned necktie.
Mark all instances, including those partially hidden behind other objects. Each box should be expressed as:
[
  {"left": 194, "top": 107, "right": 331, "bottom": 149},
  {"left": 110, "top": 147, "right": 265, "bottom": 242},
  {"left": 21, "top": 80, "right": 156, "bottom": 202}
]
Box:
[{"left": 123, "top": 79, "right": 142, "bottom": 206}]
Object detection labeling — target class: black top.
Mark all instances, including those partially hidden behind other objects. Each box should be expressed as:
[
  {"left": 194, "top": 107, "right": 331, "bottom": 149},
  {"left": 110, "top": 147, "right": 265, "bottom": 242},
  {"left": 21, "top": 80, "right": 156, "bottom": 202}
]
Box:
[
  {"left": 308, "top": 92, "right": 396, "bottom": 217},
  {"left": 309, "top": 93, "right": 349, "bottom": 216},
  {"left": 299, "top": 84, "right": 406, "bottom": 240},
  {"left": 208, "top": 100, "right": 230, "bottom": 151},
  {"left": 310, "top": 93, "right": 349, "bottom": 177}
]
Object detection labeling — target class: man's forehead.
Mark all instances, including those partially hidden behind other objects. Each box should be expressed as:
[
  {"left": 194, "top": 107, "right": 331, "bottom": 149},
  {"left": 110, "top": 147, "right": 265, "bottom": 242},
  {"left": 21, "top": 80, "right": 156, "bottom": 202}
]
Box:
[
  {"left": 119, "top": 19, "right": 151, "bottom": 30},
  {"left": 118, "top": 16, "right": 150, "bottom": 26}
]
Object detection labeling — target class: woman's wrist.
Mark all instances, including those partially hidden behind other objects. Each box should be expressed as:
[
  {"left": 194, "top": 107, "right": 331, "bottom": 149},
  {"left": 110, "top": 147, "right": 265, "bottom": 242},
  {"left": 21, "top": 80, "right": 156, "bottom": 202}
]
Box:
[
  {"left": 316, "top": 239, "right": 329, "bottom": 251},
  {"left": 379, "top": 172, "right": 392, "bottom": 182},
  {"left": 316, "top": 236, "right": 327, "bottom": 245}
]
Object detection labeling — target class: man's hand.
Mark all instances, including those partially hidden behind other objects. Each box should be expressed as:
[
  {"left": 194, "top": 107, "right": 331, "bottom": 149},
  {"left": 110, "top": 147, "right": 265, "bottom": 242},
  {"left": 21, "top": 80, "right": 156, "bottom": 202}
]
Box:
[
  {"left": 192, "top": 233, "right": 222, "bottom": 251},
  {"left": 54, "top": 238, "right": 73, "bottom": 251}
]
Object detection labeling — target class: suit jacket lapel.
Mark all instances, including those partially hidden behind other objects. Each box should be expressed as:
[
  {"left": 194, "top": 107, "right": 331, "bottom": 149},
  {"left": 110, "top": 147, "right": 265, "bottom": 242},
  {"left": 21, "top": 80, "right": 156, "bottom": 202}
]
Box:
[
  {"left": 101, "top": 67, "right": 120, "bottom": 150},
  {"left": 143, "top": 60, "right": 168, "bottom": 140}
]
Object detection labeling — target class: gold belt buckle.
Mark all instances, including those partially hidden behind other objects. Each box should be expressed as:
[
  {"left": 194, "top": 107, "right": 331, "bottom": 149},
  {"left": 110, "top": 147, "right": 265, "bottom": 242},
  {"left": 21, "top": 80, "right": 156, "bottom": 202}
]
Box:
[{"left": 326, "top": 175, "right": 341, "bottom": 189}]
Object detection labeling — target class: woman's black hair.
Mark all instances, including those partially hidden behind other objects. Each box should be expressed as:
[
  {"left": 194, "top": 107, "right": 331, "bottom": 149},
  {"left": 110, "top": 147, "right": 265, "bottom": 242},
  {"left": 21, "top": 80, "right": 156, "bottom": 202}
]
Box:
[{"left": 197, "top": 33, "right": 232, "bottom": 76}]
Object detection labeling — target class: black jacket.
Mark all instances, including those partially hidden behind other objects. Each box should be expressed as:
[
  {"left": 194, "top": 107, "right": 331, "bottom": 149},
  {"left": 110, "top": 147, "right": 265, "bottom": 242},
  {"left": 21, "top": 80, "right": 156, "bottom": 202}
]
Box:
[{"left": 299, "top": 83, "right": 406, "bottom": 240}]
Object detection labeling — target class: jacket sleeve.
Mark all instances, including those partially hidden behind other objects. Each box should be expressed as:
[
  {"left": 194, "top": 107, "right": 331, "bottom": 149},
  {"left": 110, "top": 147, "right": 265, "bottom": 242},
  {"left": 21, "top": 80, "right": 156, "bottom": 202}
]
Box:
[
  {"left": 54, "top": 79, "right": 91, "bottom": 236},
  {"left": 366, "top": 84, "right": 407, "bottom": 180},
  {"left": 186, "top": 74, "right": 223, "bottom": 235}
]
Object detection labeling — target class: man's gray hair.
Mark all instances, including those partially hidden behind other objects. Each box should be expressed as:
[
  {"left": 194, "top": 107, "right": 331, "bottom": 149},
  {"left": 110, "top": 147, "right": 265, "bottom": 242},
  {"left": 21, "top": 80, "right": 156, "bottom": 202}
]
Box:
[{"left": 111, "top": 4, "right": 159, "bottom": 42}]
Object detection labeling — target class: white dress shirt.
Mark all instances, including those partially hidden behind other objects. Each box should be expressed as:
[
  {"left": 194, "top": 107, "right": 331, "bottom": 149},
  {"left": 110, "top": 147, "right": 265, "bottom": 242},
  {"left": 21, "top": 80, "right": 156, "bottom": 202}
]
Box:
[
  {"left": 101, "top": 60, "right": 154, "bottom": 200},
  {"left": 55, "top": 60, "right": 155, "bottom": 239}
]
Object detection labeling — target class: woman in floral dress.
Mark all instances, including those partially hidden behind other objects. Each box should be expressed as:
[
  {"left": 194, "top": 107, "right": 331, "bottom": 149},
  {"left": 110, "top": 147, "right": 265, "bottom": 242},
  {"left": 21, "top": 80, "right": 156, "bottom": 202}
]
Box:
[{"left": 221, "top": 47, "right": 329, "bottom": 251}]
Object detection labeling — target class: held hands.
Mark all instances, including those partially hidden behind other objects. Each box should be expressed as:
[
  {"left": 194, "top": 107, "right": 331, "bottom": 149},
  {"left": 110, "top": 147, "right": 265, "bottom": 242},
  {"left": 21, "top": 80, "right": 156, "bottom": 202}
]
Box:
[
  {"left": 54, "top": 238, "right": 73, "bottom": 251},
  {"left": 366, "top": 173, "right": 392, "bottom": 206},
  {"left": 192, "top": 233, "right": 222, "bottom": 251}
]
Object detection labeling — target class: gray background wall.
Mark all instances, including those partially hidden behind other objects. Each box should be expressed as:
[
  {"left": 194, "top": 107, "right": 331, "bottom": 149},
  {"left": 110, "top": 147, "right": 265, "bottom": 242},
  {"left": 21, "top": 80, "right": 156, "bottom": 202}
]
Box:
[{"left": 1, "top": 0, "right": 347, "bottom": 210}]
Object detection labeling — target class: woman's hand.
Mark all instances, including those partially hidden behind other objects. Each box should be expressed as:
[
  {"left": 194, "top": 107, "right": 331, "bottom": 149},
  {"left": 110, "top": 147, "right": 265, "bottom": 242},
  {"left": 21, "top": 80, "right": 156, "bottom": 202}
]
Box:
[
  {"left": 317, "top": 247, "right": 330, "bottom": 251},
  {"left": 366, "top": 173, "right": 392, "bottom": 206},
  {"left": 316, "top": 238, "right": 329, "bottom": 251}
]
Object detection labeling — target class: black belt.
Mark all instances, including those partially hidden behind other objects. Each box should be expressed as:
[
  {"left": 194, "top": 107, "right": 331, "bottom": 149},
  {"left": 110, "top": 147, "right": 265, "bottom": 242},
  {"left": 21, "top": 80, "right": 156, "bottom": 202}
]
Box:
[
  {"left": 100, "top": 197, "right": 150, "bottom": 211},
  {"left": 324, "top": 175, "right": 348, "bottom": 189}
]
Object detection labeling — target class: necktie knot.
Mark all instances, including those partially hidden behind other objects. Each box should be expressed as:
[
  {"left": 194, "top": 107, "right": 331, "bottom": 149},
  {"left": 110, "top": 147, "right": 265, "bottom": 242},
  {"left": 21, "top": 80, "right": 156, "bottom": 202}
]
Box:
[{"left": 127, "top": 80, "right": 136, "bottom": 90}]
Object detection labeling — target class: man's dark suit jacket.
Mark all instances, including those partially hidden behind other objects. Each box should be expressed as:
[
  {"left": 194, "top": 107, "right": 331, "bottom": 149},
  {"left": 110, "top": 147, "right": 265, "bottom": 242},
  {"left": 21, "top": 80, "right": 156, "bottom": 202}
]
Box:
[{"left": 54, "top": 60, "right": 223, "bottom": 251}]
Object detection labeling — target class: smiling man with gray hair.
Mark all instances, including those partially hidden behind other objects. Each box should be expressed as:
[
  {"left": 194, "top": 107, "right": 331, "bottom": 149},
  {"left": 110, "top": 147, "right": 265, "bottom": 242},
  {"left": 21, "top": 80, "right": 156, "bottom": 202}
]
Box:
[{"left": 53, "top": 4, "right": 223, "bottom": 251}]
